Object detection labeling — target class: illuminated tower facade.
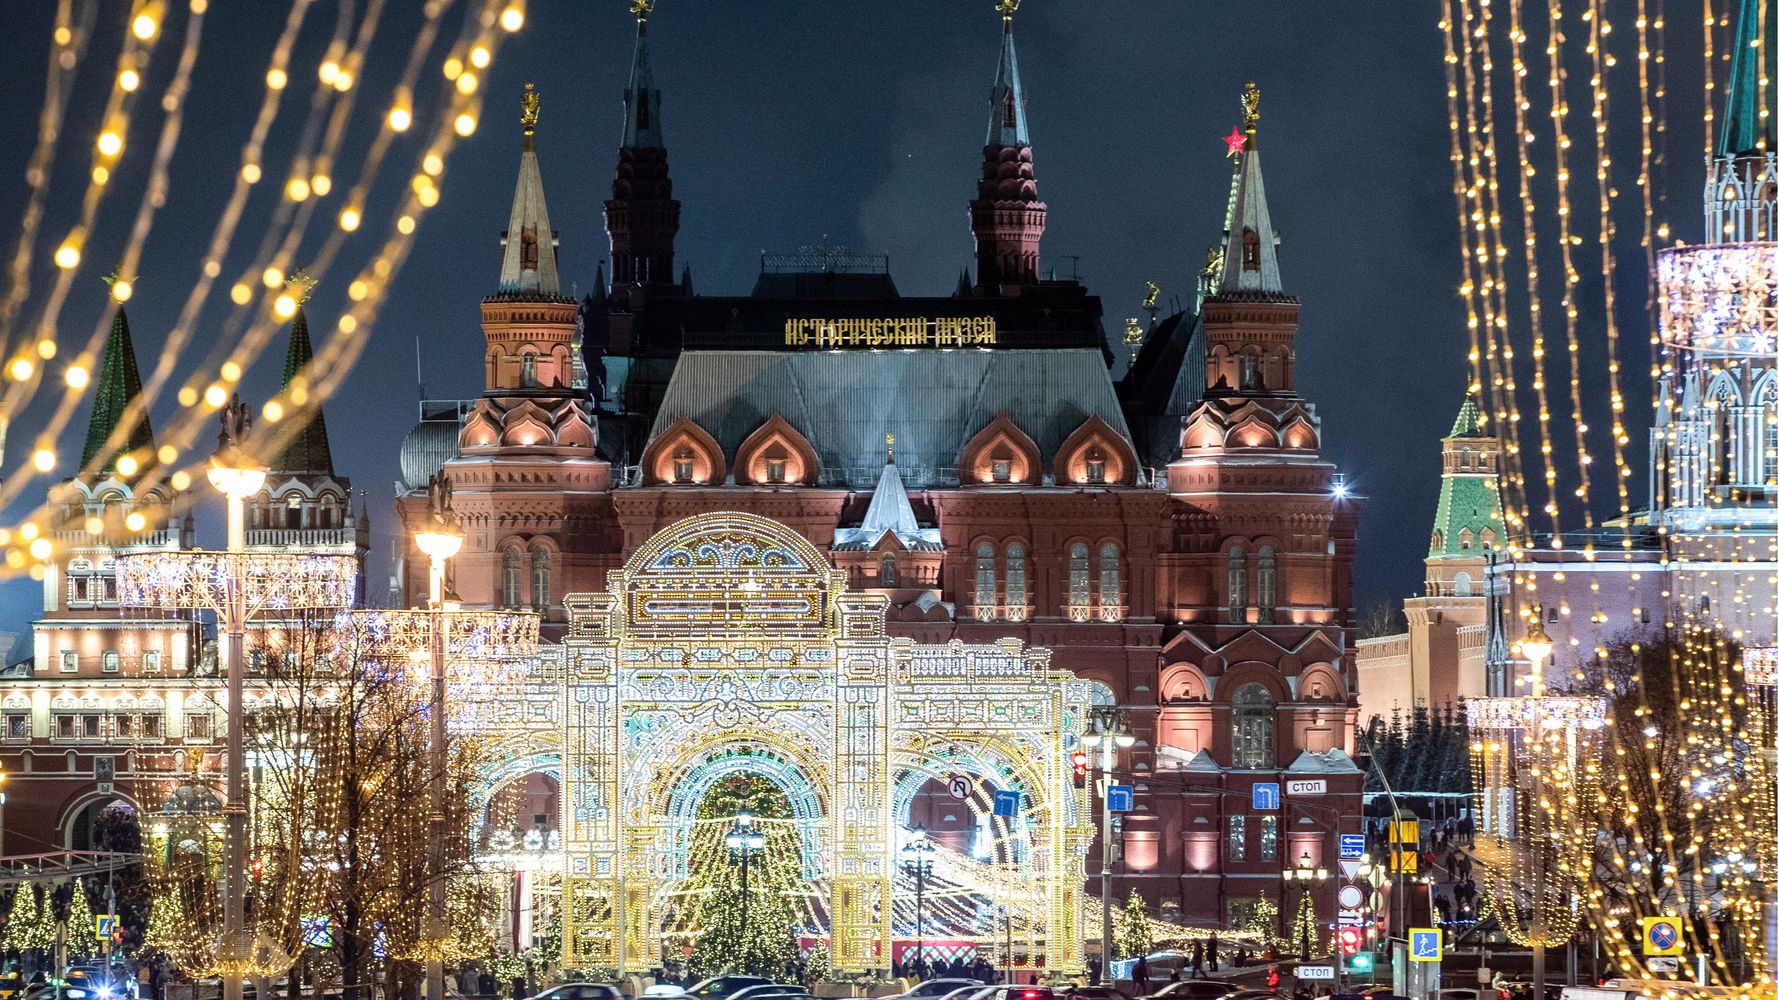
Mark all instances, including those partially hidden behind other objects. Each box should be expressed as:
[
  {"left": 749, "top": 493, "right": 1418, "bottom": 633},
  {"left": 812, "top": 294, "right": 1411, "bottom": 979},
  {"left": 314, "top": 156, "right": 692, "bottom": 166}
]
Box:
[{"left": 968, "top": 1, "right": 1047, "bottom": 294}]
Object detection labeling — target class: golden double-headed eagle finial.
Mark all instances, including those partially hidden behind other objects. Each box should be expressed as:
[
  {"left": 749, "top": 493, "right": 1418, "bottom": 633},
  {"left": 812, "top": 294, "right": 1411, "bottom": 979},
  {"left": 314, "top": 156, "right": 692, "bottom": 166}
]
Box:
[
  {"left": 630, "top": 0, "right": 655, "bottom": 25},
  {"left": 996, "top": 0, "right": 1021, "bottom": 23},
  {"left": 1242, "top": 81, "right": 1260, "bottom": 137},
  {"left": 283, "top": 266, "right": 318, "bottom": 304},
  {"left": 521, "top": 82, "right": 540, "bottom": 138},
  {"left": 1142, "top": 281, "right": 1160, "bottom": 310},
  {"left": 886, "top": 432, "right": 896, "bottom": 462}
]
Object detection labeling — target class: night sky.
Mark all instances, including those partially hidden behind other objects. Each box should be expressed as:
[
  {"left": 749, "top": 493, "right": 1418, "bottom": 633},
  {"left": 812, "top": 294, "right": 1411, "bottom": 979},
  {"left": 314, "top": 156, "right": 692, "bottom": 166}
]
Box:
[{"left": 0, "top": 1, "right": 1707, "bottom": 649}]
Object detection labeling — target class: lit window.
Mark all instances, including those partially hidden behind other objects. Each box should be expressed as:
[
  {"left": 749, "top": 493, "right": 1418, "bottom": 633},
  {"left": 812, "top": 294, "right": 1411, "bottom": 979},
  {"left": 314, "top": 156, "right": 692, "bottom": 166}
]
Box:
[
  {"left": 1005, "top": 543, "right": 1027, "bottom": 617},
  {"left": 673, "top": 450, "right": 694, "bottom": 484},
  {"left": 143, "top": 714, "right": 163, "bottom": 739},
  {"left": 1068, "top": 543, "right": 1091, "bottom": 614},
  {"left": 766, "top": 459, "right": 787, "bottom": 484},
  {"left": 102, "top": 651, "right": 120, "bottom": 673},
  {"left": 974, "top": 544, "right": 996, "bottom": 620},
  {"left": 1258, "top": 814, "right": 1278, "bottom": 861},
  {"left": 5, "top": 715, "right": 27, "bottom": 740},
  {"left": 59, "top": 651, "right": 78, "bottom": 673},
  {"left": 991, "top": 459, "right": 1011, "bottom": 484},
  {"left": 186, "top": 713, "right": 212, "bottom": 740},
  {"left": 143, "top": 650, "right": 161, "bottom": 673},
  {"left": 502, "top": 548, "right": 524, "bottom": 608},
  {"left": 1231, "top": 683, "right": 1274, "bottom": 769},
  {"left": 1227, "top": 815, "right": 1246, "bottom": 861},
  {"left": 1098, "top": 544, "right": 1121, "bottom": 617},
  {"left": 82, "top": 714, "right": 100, "bottom": 738},
  {"left": 520, "top": 353, "right": 537, "bottom": 387},
  {"left": 531, "top": 548, "right": 552, "bottom": 610},
  {"left": 1256, "top": 546, "right": 1276, "bottom": 623},
  {"left": 1227, "top": 548, "right": 1247, "bottom": 622},
  {"left": 1085, "top": 448, "right": 1106, "bottom": 485}
]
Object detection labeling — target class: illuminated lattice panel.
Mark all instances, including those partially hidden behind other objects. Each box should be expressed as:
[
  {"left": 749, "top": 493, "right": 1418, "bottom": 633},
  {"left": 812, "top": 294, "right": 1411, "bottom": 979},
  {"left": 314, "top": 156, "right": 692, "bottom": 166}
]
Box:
[
  {"left": 1468, "top": 695, "right": 1607, "bottom": 732},
  {"left": 1745, "top": 647, "right": 1778, "bottom": 688},
  {"left": 335, "top": 608, "right": 540, "bottom": 728},
  {"left": 116, "top": 551, "right": 359, "bottom": 613},
  {"left": 1658, "top": 243, "right": 1778, "bottom": 355}
]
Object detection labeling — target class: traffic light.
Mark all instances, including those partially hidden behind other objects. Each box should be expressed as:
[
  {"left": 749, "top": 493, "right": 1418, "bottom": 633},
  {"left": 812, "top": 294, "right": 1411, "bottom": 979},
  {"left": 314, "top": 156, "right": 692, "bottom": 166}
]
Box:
[
  {"left": 1338, "top": 927, "right": 1362, "bottom": 956},
  {"left": 1348, "top": 953, "right": 1374, "bottom": 974},
  {"left": 1070, "top": 751, "right": 1089, "bottom": 786}
]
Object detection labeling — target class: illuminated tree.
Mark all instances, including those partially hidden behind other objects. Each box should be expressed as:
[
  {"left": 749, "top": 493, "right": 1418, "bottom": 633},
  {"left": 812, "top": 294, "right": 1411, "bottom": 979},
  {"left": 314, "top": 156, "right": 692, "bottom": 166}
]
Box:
[
  {"left": 1241, "top": 892, "right": 1278, "bottom": 946},
  {"left": 683, "top": 773, "right": 805, "bottom": 979},
  {"left": 1288, "top": 891, "right": 1319, "bottom": 957},
  {"left": 1117, "top": 892, "right": 1152, "bottom": 960},
  {"left": 2, "top": 885, "right": 57, "bottom": 955}
]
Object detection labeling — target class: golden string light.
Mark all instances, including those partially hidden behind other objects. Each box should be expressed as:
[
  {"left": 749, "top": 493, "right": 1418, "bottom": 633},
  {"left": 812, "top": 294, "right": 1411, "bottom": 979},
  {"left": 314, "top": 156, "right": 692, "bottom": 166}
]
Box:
[{"left": 0, "top": 0, "right": 523, "bottom": 573}]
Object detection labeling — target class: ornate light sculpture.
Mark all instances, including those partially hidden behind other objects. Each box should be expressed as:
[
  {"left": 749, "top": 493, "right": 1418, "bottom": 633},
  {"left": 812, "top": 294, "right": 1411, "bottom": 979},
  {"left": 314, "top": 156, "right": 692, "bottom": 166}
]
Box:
[
  {"left": 1658, "top": 244, "right": 1778, "bottom": 356},
  {"left": 1469, "top": 608, "right": 1604, "bottom": 1000},
  {"left": 333, "top": 474, "right": 537, "bottom": 1000},
  {"left": 116, "top": 398, "right": 357, "bottom": 996}
]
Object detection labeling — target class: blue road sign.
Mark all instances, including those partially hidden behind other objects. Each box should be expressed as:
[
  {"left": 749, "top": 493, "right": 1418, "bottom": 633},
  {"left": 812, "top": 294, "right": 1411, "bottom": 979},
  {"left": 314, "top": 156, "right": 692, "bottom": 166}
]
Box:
[
  {"left": 1252, "top": 782, "right": 1280, "bottom": 810},
  {"left": 1409, "top": 928, "right": 1443, "bottom": 962},
  {"left": 1107, "top": 784, "right": 1134, "bottom": 812},
  {"left": 1340, "top": 834, "right": 1366, "bottom": 860},
  {"left": 992, "top": 789, "right": 1022, "bottom": 817}
]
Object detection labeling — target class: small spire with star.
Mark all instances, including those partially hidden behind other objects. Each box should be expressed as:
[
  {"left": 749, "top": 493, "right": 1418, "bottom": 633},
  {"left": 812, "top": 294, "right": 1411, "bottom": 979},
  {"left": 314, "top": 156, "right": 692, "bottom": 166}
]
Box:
[
  {"left": 498, "top": 83, "right": 562, "bottom": 297},
  {"left": 1214, "top": 81, "right": 1283, "bottom": 296}
]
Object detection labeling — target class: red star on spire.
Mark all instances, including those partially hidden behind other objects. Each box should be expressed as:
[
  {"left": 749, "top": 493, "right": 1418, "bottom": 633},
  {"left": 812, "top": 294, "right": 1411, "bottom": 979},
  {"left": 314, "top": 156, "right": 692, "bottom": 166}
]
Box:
[{"left": 1224, "top": 126, "right": 1247, "bottom": 157}]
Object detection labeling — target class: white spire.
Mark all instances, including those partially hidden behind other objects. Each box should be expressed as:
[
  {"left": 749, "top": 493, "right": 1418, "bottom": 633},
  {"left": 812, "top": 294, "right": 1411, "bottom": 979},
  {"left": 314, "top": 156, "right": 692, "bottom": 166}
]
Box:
[
  {"left": 1218, "top": 83, "right": 1283, "bottom": 296},
  {"left": 860, "top": 451, "right": 921, "bottom": 538},
  {"left": 498, "top": 86, "right": 561, "bottom": 297}
]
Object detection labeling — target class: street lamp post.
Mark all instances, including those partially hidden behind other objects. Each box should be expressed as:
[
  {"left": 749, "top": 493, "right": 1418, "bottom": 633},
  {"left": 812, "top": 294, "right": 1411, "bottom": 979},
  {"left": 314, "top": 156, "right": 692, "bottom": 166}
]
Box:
[
  {"left": 901, "top": 826, "right": 935, "bottom": 972},
  {"left": 1081, "top": 707, "right": 1134, "bottom": 971},
  {"left": 414, "top": 477, "right": 466, "bottom": 1000},
  {"left": 338, "top": 474, "right": 537, "bottom": 999},
  {"left": 725, "top": 812, "right": 766, "bottom": 944}
]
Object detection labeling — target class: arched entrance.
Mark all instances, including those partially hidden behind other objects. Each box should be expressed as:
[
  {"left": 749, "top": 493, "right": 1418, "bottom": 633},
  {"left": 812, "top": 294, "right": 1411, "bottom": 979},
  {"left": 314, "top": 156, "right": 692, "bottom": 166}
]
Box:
[{"left": 456, "top": 512, "right": 1092, "bottom": 976}]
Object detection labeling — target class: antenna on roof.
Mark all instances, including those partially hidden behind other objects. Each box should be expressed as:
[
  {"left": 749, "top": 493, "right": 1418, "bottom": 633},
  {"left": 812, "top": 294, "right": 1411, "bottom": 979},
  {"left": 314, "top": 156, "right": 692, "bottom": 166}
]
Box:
[{"left": 415, "top": 335, "right": 426, "bottom": 400}]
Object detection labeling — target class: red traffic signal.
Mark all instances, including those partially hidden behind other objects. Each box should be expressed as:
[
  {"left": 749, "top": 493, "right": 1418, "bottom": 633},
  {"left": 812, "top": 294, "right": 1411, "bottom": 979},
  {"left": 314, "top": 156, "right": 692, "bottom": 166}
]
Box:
[
  {"left": 1338, "top": 927, "right": 1362, "bottom": 956},
  {"left": 1070, "top": 751, "right": 1089, "bottom": 787}
]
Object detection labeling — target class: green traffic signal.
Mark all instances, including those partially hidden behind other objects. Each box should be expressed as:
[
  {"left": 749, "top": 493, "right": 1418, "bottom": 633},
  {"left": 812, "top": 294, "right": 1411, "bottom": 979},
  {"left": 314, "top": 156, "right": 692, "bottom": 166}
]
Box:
[{"left": 1349, "top": 954, "right": 1375, "bottom": 973}]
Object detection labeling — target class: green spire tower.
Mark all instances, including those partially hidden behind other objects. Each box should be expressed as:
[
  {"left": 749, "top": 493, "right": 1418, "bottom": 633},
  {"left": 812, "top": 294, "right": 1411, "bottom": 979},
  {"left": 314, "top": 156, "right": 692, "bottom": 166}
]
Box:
[
  {"left": 1721, "top": 0, "right": 1778, "bottom": 157},
  {"left": 270, "top": 304, "right": 335, "bottom": 476},
  {"left": 1426, "top": 395, "right": 1505, "bottom": 596},
  {"left": 80, "top": 300, "right": 155, "bottom": 475}
]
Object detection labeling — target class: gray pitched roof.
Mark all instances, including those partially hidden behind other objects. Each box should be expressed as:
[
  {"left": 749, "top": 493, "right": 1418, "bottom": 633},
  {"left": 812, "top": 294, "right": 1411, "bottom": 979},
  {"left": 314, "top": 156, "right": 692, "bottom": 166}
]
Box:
[
  {"left": 835, "top": 459, "right": 944, "bottom": 551},
  {"left": 650, "top": 349, "right": 1134, "bottom": 489}
]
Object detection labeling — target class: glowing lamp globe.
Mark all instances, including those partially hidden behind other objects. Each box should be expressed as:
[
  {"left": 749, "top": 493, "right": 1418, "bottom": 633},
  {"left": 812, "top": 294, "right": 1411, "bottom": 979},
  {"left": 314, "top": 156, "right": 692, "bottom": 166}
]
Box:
[
  {"left": 414, "top": 527, "right": 464, "bottom": 562},
  {"left": 206, "top": 464, "right": 266, "bottom": 500}
]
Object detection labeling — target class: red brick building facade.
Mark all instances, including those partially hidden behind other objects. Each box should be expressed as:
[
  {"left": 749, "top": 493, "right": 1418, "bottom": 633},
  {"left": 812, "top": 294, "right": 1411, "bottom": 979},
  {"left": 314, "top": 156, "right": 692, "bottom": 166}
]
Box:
[{"left": 392, "top": 16, "right": 1363, "bottom": 928}]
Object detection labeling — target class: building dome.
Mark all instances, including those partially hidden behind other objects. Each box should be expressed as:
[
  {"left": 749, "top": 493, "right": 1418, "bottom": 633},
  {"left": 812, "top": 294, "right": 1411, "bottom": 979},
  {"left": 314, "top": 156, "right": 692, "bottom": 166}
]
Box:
[{"left": 399, "top": 417, "right": 463, "bottom": 491}]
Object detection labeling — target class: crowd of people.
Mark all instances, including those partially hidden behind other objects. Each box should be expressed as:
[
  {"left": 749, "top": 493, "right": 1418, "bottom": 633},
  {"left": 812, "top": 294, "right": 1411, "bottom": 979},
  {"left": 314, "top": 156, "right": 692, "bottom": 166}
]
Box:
[{"left": 892, "top": 956, "right": 997, "bottom": 983}]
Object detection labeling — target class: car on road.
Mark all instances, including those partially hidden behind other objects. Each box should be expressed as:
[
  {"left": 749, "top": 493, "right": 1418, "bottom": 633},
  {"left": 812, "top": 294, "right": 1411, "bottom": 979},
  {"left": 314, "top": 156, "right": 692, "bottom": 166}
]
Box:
[
  {"left": 527, "top": 985, "right": 622, "bottom": 1000},
  {"left": 728, "top": 986, "right": 811, "bottom": 1000},
  {"left": 959, "top": 988, "right": 1057, "bottom": 1000},
  {"left": 664, "top": 978, "right": 779, "bottom": 1000},
  {"left": 1144, "top": 984, "right": 1241, "bottom": 1000},
  {"left": 888, "top": 981, "right": 987, "bottom": 1000},
  {"left": 1062, "top": 988, "right": 1130, "bottom": 1000}
]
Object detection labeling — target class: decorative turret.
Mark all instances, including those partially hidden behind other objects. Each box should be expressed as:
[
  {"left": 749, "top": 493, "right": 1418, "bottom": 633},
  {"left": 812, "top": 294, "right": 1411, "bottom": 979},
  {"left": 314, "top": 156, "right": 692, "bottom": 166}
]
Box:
[
  {"left": 462, "top": 87, "right": 597, "bottom": 456},
  {"left": 1709, "top": 0, "right": 1778, "bottom": 239},
  {"left": 1218, "top": 83, "right": 1283, "bottom": 297},
  {"left": 498, "top": 84, "right": 562, "bottom": 298},
  {"left": 968, "top": 0, "right": 1046, "bottom": 295},
  {"left": 604, "top": 0, "right": 681, "bottom": 290},
  {"left": 81, "top": 273, "right": 155, "bottom": 476},
  {"left": 270, "top": 274, "right": 334, "bottom": 477},
  {"left": 1425, "top": 393, "right": 1505, "bottom": 598}
]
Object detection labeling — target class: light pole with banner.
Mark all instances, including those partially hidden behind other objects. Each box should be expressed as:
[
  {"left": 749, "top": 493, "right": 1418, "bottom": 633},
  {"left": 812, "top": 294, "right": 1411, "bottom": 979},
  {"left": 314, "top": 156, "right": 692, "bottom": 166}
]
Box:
[{"left": 1081, "top": 707, "right": 1133, "bottom": 970}]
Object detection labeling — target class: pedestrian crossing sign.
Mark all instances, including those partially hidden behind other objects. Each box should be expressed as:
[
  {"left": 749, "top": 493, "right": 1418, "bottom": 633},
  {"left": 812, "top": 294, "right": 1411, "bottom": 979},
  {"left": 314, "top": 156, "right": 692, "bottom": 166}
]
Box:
[
  {"left": 1409, "top": 928, "right": 1443, "bottom": 962},
  {"left": 1641, "top": 916, "right": 1684, "bottom": 957},
  {"left": 94, "top": 914, "right": 115, "bottom": 940}
]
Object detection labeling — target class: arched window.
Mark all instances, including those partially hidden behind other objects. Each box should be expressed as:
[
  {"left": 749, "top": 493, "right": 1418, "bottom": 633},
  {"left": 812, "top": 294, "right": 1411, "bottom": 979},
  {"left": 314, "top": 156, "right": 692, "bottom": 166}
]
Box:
[
  {"left": 1452, "top": 571, "right": 1473, "bottom": 597},
  {"left": 974, "top": 544, "right": 996, "bottom": 621},
  {"left": 1085, "top": 448, "right": 1107, "bottom": 485},
  {"left": 521, "top": 353, "right": 537, "bottom": 387},
  {"left": 502, "top": 548, "right": 523, "bottom": 608},
  {"left": 1480, "top": 529, "right": 1496, "bottom": 550},
  {"left": 1098, "top": 543, "right": 1121, "bottom": 618},
  {"left": 879, "top": 552, "right": 898, "bottom": 588},
  {"left": 1005, "top": 543, "right": 1028, "bottom": 618},
  {"left": 531, "top": 548, "right": 552, "bottom": 610},
  {"left": 673, "top": 449, "right": 694, "bottom": 484},
  {"left": 1226, "top": 547, "right": 1246, "bottom": 622},
  {"left": 1231, "top": 683, "right": 1275, "bottom": 769},
  {"left": 1257, "top": 546, "right": 1276, "bottom": 623},
  {"left": 1068, "top": 543, "right": 1091, "bottom": 616}
]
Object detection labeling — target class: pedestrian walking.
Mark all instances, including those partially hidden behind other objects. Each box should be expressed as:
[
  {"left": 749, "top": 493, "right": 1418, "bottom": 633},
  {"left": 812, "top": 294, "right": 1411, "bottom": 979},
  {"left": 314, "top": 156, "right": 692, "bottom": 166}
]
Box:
[{"left": 1208, "top": 933, "right": 1220, "bottom": 972}]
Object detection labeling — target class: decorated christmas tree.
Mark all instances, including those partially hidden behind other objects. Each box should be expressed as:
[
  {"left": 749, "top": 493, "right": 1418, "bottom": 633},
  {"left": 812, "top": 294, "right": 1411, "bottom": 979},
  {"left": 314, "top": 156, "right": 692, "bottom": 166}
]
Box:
[
  {"left": 60, "top": 880, "right": 98, "bottom": 959},
  {"left": 1116, "top": 891, "right": 1152, "bottom": 961},
  {"left": 2, "top": 884, "right": 58, "bottom": 955},
  {"left": 1241, "top": 891, "right": 1278, "bottom": 947},
  {"left": 683, "top": 772, "right": 806, "bottom": 979},
  {"left": 1288, "top": 892, "right": 1319, "bottom": 957}
]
